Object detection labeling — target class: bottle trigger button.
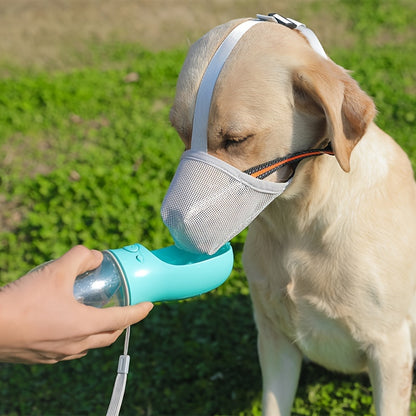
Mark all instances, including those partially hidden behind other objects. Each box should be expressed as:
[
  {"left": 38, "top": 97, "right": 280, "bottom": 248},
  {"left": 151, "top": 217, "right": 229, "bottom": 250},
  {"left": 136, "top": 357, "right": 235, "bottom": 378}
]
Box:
[{"left": 123, "top": 244, "right": 140, "bottom": 253}]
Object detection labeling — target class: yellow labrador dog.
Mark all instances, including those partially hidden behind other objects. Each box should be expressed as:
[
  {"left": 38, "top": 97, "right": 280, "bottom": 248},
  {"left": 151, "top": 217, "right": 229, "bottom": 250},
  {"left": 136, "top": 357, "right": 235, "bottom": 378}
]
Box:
[{"left": 162, "top": 14, "right": 416, "bottom": 416}]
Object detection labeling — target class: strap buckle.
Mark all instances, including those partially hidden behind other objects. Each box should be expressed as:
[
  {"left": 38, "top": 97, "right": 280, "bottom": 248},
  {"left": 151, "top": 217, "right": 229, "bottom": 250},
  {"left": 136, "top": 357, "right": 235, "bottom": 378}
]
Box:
[
  {"left": 256, "top": 12, "right": 328, "bottom": 60},
  {"left": 256, "top": 13, "right": 301, "bottom": 29}
]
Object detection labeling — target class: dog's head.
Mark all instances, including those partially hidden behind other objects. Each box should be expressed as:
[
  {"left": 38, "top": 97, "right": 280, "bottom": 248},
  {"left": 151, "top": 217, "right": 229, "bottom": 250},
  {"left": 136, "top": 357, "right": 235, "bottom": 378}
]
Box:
[
  {"left": 171, "top": 17, "right": 375, "bottom": 173},
  {"left": 162, "top": 17, "right": 376, "bottom": 254}
]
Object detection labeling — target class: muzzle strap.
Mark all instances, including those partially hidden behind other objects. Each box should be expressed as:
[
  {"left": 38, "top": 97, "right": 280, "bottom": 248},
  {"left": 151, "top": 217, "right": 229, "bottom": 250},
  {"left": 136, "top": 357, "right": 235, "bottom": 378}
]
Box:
[
  {"left": 192, "top": 19, "right": 261, "bottom": 151},
  {"left": 244, "top": 145, "right": 334, "bottom": 179}
]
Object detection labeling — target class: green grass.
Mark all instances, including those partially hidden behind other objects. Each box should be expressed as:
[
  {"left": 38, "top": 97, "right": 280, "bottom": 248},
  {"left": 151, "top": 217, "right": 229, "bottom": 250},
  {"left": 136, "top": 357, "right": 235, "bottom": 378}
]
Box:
[{"left": 0, "top": 0, "right": 416, "bottom": 414}]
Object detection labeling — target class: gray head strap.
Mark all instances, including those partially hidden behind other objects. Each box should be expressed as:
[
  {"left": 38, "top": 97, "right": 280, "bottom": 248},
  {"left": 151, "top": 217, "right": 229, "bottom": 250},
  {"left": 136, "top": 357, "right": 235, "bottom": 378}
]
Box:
[{"left": 191, "top": 20, "right": 260, "bottom": 151}]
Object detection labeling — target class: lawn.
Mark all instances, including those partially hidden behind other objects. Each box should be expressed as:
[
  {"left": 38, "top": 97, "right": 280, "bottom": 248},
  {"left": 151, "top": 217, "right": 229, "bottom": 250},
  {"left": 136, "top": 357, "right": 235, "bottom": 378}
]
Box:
[{"left": 0, "top": 0, "right": 415, "bottom": 414}]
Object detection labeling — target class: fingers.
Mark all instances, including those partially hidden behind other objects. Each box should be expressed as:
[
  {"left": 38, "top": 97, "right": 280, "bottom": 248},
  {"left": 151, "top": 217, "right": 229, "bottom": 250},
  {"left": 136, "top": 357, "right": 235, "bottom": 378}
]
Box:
[
  {"left": 56, "top": 331, "right": 123, "bottom": 362},
  {"left": 31, "top": 328, "right": 125, "bottom": 364},
  {"left": 84, "top": 302, "right": 154, "bottom": 333},
  {"left": 107, "top": 301, "right": 154, "bottom": 329},
  {"left": 53, "top": 327, "right": 127, "bottom": 362},
  {"left": 36, "top": 350, "right": 89, "bottom": 364},
  {"left": 17, "top": 301, "right": 153, "bottom": 363},
  {"left": 38, "top": 350, "right": 89, "bottom": 364},
  {"left": 60, "top": 352, "right": 89, "bottom": 362},
  {"left": 76, "top": 329, "right": 124, "bottom": 352}
]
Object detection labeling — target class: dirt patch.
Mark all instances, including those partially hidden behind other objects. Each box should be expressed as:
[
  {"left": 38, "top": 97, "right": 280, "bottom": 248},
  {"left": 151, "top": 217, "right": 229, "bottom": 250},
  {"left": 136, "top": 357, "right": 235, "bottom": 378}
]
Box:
[
  {"left": 0, "top": 0, "right": 352, "bottom": 69},
  {"left": 2, "top": 133, "right": 55, "bottom": 177},
  {"left": 0, "top": 193, "right": 27, "bottom": 233}
]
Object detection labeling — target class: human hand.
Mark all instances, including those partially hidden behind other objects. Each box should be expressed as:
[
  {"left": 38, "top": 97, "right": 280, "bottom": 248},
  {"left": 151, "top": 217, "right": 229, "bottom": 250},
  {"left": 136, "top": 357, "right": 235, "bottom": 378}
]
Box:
[{"left": 0, "top": 245, "right": 153, "bottom": 364}]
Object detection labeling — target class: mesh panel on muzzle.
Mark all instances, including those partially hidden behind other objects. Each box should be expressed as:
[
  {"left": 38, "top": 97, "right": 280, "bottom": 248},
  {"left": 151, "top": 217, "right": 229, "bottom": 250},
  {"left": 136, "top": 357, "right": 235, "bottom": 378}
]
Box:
[{"left": 161, "top": 153, "right": 284, "bottom": 254}]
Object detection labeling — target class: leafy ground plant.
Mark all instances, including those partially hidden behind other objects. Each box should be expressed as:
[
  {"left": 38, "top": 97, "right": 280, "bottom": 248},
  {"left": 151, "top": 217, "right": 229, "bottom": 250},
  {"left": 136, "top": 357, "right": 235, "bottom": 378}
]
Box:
[{"left": 0, "top": 0, "right": 416, "bottom": 415}]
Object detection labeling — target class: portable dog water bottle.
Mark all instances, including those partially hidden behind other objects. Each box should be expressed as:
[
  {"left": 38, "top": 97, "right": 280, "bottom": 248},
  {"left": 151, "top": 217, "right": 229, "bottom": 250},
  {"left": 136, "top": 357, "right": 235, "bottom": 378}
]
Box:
[{"left": 73, "top": 243, "right": 234, "bottom": 307}]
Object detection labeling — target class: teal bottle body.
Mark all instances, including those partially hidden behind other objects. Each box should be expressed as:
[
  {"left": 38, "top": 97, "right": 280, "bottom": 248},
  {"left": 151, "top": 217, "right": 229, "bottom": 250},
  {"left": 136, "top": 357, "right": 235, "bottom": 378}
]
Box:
[{"left": 73, "top": 243, "right": 233, "bottom": 307}]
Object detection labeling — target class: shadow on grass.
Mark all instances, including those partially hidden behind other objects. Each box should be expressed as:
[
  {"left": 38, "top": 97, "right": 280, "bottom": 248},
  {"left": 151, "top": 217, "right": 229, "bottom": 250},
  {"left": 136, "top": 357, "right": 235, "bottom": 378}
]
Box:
[
  {"left": 0, "top": 294, "right": 260, "bottom": 416},
  {"left": 0, "top": 292, "right": 412, "bottom": 415}
]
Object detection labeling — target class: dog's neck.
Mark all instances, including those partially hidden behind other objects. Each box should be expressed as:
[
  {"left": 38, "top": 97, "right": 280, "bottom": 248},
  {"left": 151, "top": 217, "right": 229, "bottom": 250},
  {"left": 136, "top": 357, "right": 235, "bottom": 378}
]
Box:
[{"left": 258, "top": 122, "right": 390, "bottom": 228}]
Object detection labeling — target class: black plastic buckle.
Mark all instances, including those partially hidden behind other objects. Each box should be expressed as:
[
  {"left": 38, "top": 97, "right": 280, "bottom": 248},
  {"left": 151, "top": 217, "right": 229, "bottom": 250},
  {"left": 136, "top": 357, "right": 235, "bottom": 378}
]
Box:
[{"left": 267, "top": 13, "right": 298, "bottom": 29}]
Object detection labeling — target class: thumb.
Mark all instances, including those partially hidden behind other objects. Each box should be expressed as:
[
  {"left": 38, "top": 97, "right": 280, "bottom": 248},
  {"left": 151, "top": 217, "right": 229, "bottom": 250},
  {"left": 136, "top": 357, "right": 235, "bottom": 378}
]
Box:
[{"left": 59, "top": 245, "right": 103, "bottom": 278}]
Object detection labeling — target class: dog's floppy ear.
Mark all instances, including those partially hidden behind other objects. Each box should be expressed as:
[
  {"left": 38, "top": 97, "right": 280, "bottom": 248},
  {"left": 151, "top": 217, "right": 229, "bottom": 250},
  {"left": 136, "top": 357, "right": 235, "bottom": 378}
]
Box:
[{"left": 293, "top": 60, "right": 376, "bottom": 172}]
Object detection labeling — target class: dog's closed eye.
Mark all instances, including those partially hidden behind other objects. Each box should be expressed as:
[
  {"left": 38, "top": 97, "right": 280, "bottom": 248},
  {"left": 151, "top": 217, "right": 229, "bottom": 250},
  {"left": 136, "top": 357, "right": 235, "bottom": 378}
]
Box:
[{"left": 223, "top": 133, "right": 254, "bottom": 149}]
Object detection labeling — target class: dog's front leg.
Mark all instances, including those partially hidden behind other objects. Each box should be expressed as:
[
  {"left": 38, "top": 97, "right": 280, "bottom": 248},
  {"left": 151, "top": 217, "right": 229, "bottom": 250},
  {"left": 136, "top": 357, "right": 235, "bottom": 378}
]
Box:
[
  {"left": 367, "top": 321, "right": 413, "bottom": 416},
  {"left": 257, "top": 323, "right": 302, "bottom": 416}
]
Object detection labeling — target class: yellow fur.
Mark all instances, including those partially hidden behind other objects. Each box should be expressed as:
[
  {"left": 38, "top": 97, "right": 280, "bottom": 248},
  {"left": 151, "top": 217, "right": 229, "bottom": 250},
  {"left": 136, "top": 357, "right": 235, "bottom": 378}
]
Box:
[{"left": 170, "top": 19, "right": 416, "bottom": 416}]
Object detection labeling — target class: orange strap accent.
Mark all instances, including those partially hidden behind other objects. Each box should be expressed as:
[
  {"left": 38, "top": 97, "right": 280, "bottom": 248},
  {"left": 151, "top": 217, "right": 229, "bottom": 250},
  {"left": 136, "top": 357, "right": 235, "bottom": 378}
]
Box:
[{"left": 245, "top": 147, "right": 334, "bottom": 179}]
